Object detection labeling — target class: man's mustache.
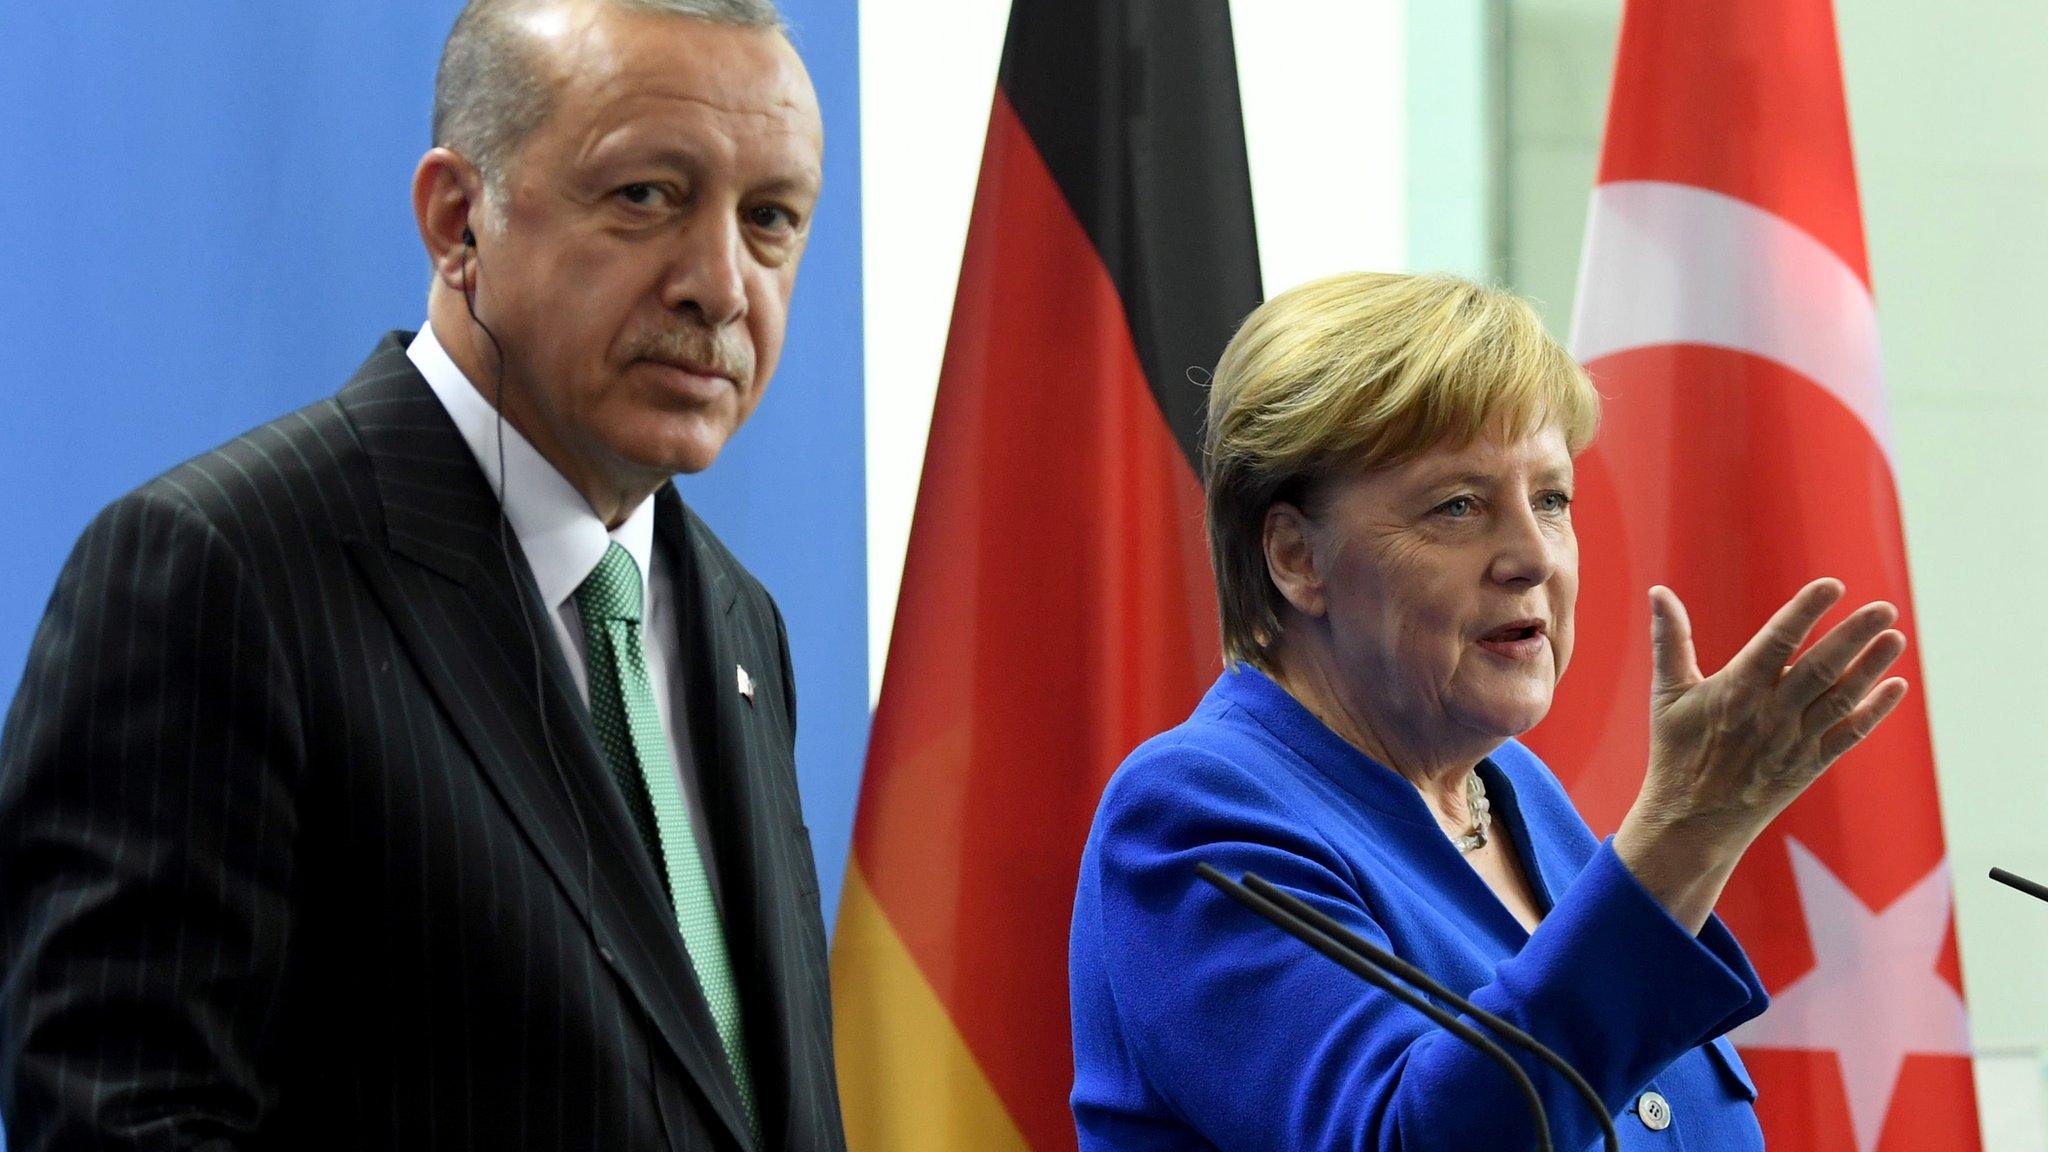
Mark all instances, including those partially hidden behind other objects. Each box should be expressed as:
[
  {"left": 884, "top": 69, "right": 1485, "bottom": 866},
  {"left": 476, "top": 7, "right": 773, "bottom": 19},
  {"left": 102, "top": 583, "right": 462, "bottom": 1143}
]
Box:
[{"left": 624, "top": 325, "right": 755, "bottom": 388}]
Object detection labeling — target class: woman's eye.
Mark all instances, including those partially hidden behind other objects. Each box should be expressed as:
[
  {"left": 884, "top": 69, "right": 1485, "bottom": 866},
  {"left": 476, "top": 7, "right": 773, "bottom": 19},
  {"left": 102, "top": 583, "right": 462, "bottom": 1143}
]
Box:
[
  {"left": 1537, "top": 491, "right": 1573, "bottom": 514},
  {"left": 1436, "top": 496, "right": 1478, "bottom": 518}
]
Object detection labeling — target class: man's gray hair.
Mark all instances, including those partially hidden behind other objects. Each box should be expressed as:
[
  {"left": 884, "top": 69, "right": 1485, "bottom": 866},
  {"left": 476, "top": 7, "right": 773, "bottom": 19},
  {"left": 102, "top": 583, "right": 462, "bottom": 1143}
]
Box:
[{"left": 433, "top": 0, "right": 784, "bottom": 190}]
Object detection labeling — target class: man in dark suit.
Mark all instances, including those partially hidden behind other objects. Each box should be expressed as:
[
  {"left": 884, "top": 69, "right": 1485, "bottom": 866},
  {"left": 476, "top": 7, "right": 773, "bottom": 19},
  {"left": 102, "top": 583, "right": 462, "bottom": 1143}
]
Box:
[{"left": 0, "top": 1, "right": 844, "bottom": 1148}]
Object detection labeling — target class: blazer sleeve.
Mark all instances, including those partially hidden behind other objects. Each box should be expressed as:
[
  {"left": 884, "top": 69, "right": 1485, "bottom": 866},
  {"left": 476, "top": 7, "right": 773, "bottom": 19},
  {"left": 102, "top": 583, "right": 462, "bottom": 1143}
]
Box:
[
  {"left": 1077, "top": 744, "right": 1765, "bottom": 1152},
  {"left": 0, "top": 491, "right": 305, "bottom": 1149}
]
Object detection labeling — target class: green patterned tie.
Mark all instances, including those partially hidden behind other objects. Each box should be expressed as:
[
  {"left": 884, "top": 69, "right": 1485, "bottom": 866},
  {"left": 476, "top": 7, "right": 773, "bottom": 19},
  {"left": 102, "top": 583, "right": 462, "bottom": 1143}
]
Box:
[{"left": 575, "top": 543, "right": 756, "bottom": 1131}]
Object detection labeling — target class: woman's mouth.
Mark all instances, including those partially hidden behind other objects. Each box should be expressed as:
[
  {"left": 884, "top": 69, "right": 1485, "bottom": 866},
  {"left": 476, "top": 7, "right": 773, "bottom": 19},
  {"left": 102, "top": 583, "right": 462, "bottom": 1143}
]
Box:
[{"left": 1476, "top": 620, "right": 1547, "bottom": 661}]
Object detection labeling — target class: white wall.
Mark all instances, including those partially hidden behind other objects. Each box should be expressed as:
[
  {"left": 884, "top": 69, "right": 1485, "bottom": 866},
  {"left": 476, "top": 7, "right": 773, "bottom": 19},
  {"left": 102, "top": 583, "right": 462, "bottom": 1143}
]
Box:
[
  {"left": 859, "top": 0, "right": 1411, "bottom": 701},
  {"left": 857, "top": 0, "right": 1013, "bottom": 704}
]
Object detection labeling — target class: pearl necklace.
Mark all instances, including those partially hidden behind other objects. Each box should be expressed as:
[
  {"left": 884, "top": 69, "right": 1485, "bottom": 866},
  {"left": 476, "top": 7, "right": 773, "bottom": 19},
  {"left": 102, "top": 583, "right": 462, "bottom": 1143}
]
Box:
[{"left": 1451, "top": 769, "right": 1492, "bottom": 854}]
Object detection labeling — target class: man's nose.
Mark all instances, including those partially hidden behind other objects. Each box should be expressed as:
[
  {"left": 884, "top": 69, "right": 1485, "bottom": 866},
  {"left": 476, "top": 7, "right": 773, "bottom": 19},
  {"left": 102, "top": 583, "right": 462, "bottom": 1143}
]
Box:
[{"left": 663, "top": 215, "right": 748, "bottom": 328}]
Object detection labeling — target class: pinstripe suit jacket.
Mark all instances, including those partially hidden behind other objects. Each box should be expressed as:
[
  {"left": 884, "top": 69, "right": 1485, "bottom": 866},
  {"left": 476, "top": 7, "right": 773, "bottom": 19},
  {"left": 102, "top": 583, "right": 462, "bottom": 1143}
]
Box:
[{"left": 0, "top": 334, "right": 847, "bottom": 1151}]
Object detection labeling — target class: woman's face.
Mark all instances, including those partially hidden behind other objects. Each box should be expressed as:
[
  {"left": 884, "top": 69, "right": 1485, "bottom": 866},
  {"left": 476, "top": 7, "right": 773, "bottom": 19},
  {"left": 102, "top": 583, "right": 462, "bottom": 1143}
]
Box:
[{"left": 1304, "top": 424, "right": 1578, "bottom": 753}]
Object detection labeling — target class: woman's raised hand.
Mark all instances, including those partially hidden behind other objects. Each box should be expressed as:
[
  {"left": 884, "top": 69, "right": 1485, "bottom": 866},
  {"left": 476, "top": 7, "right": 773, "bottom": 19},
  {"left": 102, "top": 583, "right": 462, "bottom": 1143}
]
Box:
[{"left": 1612, "top": 579, "right": 1910, "bottom": 932}]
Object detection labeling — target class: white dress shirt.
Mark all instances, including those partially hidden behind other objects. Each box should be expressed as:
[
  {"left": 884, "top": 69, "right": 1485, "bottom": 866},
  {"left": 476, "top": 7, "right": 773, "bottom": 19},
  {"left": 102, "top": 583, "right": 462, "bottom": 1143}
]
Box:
[{"left": 408, "top": 322, "right": 721, "bottom": 902}]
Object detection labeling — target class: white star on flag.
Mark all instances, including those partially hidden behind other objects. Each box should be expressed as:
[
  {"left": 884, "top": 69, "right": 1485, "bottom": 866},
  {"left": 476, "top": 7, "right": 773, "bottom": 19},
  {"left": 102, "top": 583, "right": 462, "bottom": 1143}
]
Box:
[{"left": 1731, "top": 837, "right": 1971, "bottom": 1152}]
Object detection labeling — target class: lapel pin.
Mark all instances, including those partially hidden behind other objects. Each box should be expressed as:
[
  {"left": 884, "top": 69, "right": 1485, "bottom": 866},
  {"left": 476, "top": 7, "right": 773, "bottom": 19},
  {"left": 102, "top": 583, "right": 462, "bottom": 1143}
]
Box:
[{"left": 736, "top": 663, "right": 755, "bottom": 706}]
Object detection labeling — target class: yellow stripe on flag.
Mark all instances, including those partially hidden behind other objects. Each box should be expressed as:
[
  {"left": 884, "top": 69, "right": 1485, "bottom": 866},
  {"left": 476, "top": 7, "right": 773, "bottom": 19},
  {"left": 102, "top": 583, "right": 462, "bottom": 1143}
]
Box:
[{"left": 832, "top": 862, "right": 1036, "bottom": 1152}]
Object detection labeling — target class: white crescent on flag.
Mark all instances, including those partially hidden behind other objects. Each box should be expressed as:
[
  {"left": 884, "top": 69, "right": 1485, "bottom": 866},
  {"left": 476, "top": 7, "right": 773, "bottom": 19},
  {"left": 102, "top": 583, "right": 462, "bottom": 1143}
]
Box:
[{"left": 1572, "top": 179, "right": 1892, "bottom": 462}]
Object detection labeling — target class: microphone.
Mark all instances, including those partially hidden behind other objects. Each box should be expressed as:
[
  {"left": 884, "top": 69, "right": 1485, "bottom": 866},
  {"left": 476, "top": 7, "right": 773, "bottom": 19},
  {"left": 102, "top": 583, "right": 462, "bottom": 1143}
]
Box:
[
  {"left": 1990, "top": 867, "right": 2048, "bottom": 903},
  {"left": 1197, "top": 863, "right": 1555, "bottom": 1152},
  {"left": 1236, "top": 870, "right": 1619, "bottom": 1152}
]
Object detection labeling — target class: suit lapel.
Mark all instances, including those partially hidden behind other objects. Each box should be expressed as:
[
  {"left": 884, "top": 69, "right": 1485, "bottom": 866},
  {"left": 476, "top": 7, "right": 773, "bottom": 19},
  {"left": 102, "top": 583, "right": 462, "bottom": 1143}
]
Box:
[
  {"left": 659, "top": 488, "right": 823, "bottom": 1150},
  {"left": 333, "top": 337, "right": 758, "bottom": 1150}
]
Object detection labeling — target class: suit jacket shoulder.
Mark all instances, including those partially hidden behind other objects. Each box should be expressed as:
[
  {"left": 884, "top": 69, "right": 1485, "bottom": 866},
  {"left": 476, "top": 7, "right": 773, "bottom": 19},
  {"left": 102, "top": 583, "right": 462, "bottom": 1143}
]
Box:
[{"left": 124, "top": 367, "right": 374, "bottom": 551}]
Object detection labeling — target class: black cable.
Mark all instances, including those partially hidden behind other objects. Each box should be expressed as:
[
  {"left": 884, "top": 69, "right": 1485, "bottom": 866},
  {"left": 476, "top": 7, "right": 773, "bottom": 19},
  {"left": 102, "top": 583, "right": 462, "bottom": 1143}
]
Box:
[
  {"left": 462, "top": 239, "right": 600, "bottom": 934},
  {"left": 1239, "top": 873, "right": 1619, "bottom": 1152},
  {"left": 1196, "top": 863, "right": 1554, "bottom": 1152}
]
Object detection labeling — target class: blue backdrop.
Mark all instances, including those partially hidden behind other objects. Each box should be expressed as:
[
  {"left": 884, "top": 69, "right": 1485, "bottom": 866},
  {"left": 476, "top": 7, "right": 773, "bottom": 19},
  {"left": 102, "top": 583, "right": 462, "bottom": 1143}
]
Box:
[{"left": 0, "top": 8, "right": 867, "bottom": 1141}]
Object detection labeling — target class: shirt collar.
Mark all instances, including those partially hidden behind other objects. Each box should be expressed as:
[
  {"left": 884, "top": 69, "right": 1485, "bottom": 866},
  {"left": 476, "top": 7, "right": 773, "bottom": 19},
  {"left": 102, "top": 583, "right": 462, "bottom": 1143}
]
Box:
[{"left": 408, "top": 321, "right": 656, "bottom": 613}]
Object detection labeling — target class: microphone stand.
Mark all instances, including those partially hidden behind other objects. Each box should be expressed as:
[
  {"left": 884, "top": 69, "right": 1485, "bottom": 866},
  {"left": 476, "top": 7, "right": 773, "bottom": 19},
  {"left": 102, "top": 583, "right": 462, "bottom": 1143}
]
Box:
[
  {"left": 1197, "top": 863, "right": 1555, "bottom": 1152},
  {"left": 1237, "top": 872, "right": 1620, "bottom": 1152},
  {"left": 1199, "top": 863, "right": 1623, "bottom": 1152}
]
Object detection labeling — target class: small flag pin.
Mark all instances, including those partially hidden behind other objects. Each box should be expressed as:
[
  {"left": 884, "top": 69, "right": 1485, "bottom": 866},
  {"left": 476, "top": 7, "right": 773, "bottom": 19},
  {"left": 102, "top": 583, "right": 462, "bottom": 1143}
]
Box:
[{"left": 736, "top": 664, "right": 755, "bottom": 705}]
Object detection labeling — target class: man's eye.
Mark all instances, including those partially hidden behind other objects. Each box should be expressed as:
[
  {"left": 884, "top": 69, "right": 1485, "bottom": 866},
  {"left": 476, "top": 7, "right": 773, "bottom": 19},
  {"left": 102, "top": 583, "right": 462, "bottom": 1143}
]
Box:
[
  {"left": 748, "top": 204, "right": 796, "bottom": 231},
  {"left": 617, "top": 183, "right": 664, "bottom": 207}
]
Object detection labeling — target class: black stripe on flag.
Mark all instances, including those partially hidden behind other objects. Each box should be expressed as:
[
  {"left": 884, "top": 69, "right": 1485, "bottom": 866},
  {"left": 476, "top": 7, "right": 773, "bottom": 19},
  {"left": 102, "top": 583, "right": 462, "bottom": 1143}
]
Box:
[{"left": 997, "top": 0, "right": 1265, "bottom": 475}]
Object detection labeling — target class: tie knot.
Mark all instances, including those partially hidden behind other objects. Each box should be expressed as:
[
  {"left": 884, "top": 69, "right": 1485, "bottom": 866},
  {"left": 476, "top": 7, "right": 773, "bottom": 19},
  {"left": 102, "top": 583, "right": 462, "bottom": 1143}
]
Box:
[{"left": 575, "top": 542, "right": 643, "bottom": 624}]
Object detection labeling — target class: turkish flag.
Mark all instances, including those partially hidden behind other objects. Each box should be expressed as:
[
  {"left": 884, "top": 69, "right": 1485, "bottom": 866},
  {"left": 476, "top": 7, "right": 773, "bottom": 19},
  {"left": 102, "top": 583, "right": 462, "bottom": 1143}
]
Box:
[
  {"left": 828, "top": 3, "right": 1261, "bottom": 1150},
  {"left": 1525, "top": 3, "right": 1981, "bottom": 1150}
]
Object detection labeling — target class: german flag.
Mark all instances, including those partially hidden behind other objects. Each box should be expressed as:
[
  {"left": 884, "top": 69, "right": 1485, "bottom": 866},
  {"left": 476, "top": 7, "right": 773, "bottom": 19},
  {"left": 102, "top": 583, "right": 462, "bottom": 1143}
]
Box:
[{"left": 830, "top": 2, "right": 1262, "bottom": 1149}]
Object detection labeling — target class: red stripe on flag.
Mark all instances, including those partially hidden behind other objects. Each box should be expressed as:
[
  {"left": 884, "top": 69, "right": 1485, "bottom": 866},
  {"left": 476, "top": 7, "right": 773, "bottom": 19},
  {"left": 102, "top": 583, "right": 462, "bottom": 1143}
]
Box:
[
  {"left": 1597, "top": 1, "right": 1871, "bottom": 286},
  {"left": 845, "top": 90, "right": 1218, "bottom": 1152}
]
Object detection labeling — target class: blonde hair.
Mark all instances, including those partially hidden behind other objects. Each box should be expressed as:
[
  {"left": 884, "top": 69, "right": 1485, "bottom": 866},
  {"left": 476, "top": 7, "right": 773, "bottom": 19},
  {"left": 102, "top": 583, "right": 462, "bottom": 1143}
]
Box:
[{"left": 1204, "top": 271, "right": 1599, "bottom": 668}]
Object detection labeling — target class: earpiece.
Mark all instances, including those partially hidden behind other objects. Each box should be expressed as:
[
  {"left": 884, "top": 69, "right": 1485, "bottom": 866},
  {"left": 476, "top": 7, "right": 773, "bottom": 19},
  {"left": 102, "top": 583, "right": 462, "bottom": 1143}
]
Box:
[{"left": 457, "top": 219, "right": 600, "bottom": 940}]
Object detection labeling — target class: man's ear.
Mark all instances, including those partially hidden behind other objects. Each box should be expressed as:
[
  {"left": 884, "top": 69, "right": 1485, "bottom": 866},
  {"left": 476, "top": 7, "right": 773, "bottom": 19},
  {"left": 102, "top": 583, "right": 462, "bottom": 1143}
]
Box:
[
  {"left": 1263, "top": 501, "right": 1328, "bottom": 619},
  {"left": 412, "top": 146, "right": 485, "bottom": 293}
]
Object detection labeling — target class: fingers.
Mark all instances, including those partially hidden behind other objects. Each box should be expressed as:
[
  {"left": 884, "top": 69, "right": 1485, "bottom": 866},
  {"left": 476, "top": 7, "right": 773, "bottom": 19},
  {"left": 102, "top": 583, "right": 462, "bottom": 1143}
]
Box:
[
  {"left": 1648, "top": 586, "right": 1702, "bottom": 700},
  {"left": 1778, "top": 601, "right": 1901, "bottom": 708},
  {"left": 1818, "top": 677, "right": 1911, "bottom": 765},
  {"left": 1801, "top": 628, "right": 1906, "bottom": 728},
  {"left": 1726, "top": 578, "right": 1845, "bottom": 685}
]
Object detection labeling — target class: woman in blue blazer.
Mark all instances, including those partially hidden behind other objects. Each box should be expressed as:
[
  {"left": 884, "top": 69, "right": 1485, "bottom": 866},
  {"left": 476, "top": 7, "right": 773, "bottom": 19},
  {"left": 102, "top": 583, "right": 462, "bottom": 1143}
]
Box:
[{"left": 1070, "top": 273, "right": 1912, "bottom": 1151}]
